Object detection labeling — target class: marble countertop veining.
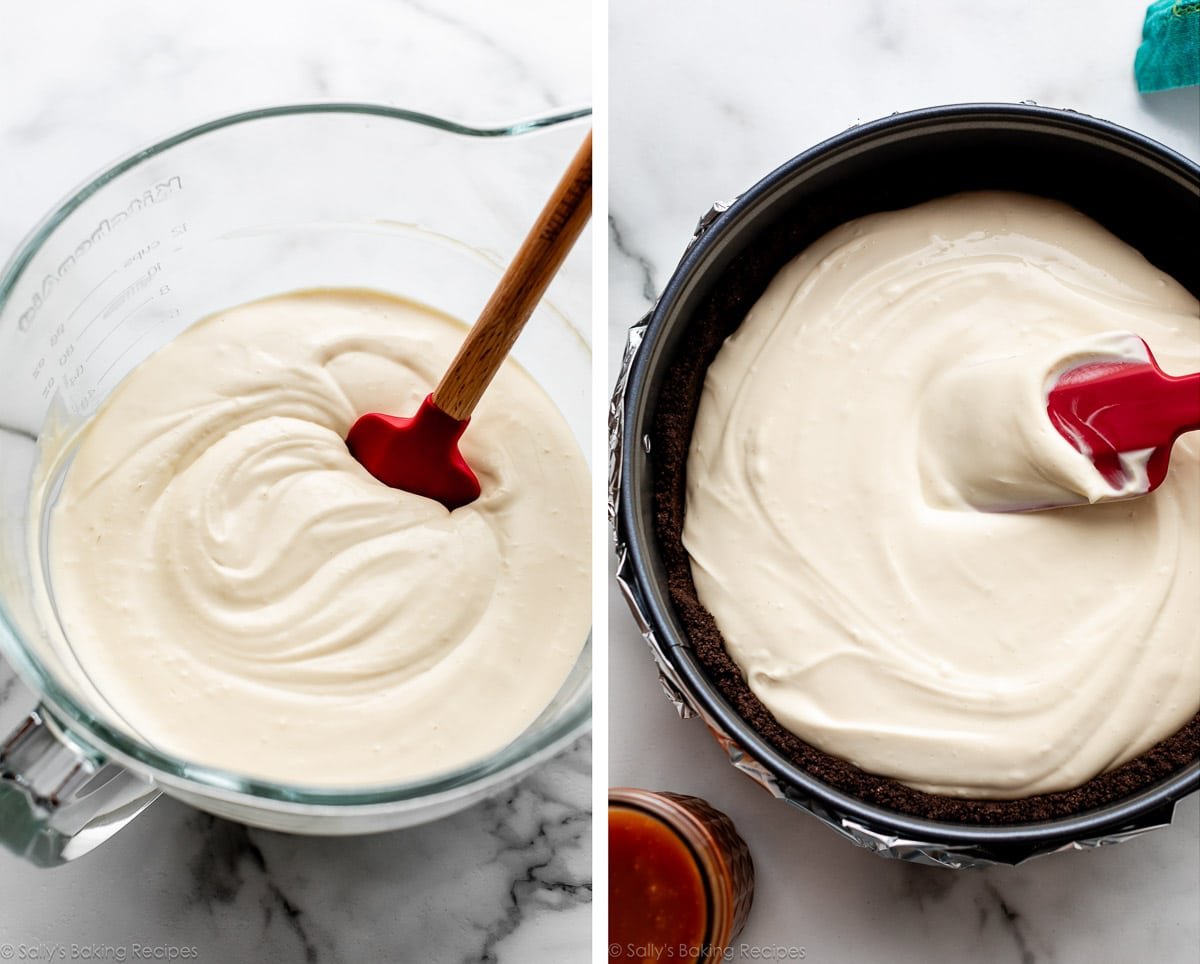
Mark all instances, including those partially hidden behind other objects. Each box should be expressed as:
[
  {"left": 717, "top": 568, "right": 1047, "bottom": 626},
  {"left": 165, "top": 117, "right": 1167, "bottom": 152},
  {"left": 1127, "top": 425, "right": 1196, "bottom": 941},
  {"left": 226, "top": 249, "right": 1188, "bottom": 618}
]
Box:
[
  {"left": 1, "top": 678, "right": 590, "bottom": 962},
  {"left": 0, "top": 2, "right": 591, "bottom": 962},
  {"left": 609, "top": 1, "right": 1200, "bottom": 963}
]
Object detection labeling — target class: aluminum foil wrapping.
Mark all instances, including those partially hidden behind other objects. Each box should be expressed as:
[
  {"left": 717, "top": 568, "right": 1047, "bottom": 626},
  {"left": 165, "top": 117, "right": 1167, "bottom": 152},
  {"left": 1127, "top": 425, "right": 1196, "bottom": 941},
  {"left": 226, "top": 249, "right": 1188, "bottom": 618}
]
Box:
[
  {"left": 607, "top": 201, "right": 1186, "bottom": 870},
  {"left": 609, "top": 315, "right": 697, "bottom": 720}
]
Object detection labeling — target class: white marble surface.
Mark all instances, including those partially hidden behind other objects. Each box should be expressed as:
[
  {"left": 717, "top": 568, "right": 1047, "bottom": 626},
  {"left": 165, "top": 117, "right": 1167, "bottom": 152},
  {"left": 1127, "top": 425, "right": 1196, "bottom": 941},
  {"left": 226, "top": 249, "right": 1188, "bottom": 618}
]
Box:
[
  {"left": 0, "top": 2, "right": 591, "bottom": 962},
  {"left": 609, "top": 1, "right": 1200, "bottom": 962}
]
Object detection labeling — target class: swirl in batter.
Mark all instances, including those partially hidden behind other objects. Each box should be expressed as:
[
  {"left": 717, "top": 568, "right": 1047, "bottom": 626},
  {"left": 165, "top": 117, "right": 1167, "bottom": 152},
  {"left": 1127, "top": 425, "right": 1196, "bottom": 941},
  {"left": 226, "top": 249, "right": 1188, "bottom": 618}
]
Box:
[
  {"left": 684, "top": 192, "right": 1199, "bottom": 798},
  {"left": 44, "top": 289, "right": 590, "bottom": 785}
]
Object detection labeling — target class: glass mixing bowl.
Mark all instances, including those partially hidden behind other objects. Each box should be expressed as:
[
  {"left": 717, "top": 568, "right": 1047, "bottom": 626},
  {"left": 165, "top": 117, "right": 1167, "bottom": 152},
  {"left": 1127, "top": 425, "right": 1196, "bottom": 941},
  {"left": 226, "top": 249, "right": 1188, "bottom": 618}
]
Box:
[{"left": 0, "top": 104, "right": 592, "bottom": 866}]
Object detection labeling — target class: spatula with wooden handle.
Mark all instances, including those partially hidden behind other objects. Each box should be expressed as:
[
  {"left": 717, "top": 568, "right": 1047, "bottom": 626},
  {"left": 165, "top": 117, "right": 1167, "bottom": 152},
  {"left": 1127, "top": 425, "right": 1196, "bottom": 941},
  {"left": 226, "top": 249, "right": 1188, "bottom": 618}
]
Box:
[{"left": 347, "top": 131, "right": 592, "bottom": 509}]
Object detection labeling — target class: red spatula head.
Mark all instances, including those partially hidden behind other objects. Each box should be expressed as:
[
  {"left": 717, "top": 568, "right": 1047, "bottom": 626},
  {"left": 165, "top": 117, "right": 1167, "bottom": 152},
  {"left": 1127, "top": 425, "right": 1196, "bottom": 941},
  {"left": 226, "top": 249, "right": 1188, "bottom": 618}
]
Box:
[
  {"left": 344, "top": 133, "right": 591, "bottom": 510},
  {"left": 346, "top": 394, "right": 481, "bottom": 510},
  {"left": 1047, "top": 339, "right": 1200, "bottom": 494}
]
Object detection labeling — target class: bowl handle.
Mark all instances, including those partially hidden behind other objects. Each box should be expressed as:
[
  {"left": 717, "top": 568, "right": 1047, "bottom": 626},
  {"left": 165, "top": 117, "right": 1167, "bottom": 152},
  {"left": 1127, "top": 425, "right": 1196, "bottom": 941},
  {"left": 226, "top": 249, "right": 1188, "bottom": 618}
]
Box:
[{"left": 0, "top": 706, "right": 159, "bottom": 867}]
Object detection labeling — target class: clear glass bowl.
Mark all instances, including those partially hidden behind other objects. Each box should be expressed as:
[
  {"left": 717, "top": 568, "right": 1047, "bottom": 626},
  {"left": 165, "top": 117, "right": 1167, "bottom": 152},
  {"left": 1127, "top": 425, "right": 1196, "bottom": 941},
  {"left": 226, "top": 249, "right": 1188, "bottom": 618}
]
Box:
[{"left": 0, "top": 104, "right": 592, "bottom": 865}]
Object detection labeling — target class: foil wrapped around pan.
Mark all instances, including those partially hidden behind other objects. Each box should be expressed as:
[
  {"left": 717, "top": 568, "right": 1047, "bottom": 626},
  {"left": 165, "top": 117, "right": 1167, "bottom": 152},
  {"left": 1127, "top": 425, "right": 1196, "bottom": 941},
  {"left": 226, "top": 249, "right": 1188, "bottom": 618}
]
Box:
[{"left": 607, "top": 201, "right": 1187, "bottom": 870}]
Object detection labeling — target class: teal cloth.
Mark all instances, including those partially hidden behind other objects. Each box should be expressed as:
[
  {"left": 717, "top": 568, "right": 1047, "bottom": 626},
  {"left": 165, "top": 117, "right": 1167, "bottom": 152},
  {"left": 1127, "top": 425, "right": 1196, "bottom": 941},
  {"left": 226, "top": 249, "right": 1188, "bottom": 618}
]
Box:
[{"left": 1135, "top": 0, "right": 1200, "bottom": 92}]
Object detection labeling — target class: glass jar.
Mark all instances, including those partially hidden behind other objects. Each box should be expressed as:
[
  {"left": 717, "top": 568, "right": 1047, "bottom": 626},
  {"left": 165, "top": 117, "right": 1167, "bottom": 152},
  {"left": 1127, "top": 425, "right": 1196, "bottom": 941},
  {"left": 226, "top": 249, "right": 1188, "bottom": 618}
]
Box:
[{"left": 609, "top": 787, "right": 755, "bottom": 962}]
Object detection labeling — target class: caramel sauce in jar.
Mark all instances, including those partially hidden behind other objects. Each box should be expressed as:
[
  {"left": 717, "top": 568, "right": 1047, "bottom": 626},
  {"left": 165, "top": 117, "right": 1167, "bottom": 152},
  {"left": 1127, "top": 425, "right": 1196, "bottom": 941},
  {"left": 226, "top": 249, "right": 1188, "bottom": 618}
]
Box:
[{"left": 609, "top": 789, "right": 754, "bottom": 962}]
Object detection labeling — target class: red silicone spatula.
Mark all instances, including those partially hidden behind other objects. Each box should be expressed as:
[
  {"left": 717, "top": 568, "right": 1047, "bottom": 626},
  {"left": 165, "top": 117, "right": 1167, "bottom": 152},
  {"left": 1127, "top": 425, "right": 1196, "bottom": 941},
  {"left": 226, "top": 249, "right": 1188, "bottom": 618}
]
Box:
[
  {"left": 347, "top": 131, "right": 592, "bottom": 509},
  {"left": 1047, "top": 338, "right": 1200, "bottom": 494}
]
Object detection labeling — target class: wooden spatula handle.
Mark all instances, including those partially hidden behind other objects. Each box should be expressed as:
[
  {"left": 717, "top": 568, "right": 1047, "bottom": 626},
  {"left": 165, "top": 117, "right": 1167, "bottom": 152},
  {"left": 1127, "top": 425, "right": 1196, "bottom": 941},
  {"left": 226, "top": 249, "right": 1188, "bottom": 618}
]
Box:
[{"left": 434, "top": 131, "right": 593, "bottom": 421}]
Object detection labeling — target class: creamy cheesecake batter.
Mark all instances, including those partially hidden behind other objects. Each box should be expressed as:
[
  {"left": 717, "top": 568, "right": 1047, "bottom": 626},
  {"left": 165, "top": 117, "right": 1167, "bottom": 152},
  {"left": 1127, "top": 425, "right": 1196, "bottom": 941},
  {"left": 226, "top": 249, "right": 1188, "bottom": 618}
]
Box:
[
  {"left": 684, "top": 192, "right": 1200, "bottom": 799},
  {"left": 41, "top": 290, "right": 590, "bottom": 786},
  {"left": 922, "top": 329, "right": 1164, "bottom": 511}
]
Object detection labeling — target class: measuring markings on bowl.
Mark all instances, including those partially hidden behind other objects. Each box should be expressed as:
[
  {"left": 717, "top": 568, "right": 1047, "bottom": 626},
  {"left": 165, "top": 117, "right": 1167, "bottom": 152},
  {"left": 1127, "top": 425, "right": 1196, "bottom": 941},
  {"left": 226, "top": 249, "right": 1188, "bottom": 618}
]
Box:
[
  {"left": 15, "top": 177, "right": 183, "bottom": 335},
  {"left": 29, "top": 262, "right": 179, "bottom": 416},
  {"left": 99, "top": 264, "right": 162, "bottom": 322},
  {"left": 96, "top": 302, "right": 175, "bottom": 388},
  {"left": 11, "top": 178, "right": 186, "bottom": 419}
]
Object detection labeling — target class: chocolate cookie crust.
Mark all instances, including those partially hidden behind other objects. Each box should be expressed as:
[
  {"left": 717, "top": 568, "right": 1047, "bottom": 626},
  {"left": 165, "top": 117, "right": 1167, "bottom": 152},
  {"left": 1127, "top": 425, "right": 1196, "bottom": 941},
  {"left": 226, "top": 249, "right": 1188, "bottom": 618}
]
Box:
[{"left": 647, "top": 213, "right": 1200, "bottom": 825}]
